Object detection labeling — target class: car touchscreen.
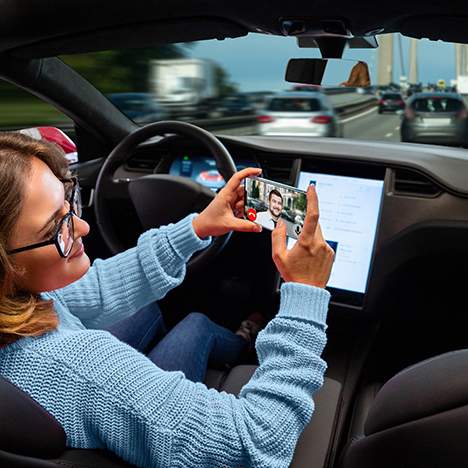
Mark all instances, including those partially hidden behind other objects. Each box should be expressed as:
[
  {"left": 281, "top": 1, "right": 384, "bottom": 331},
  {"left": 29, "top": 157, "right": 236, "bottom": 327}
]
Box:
[{"left": 288, "top": 172, "right": 384, "bottom": 295}]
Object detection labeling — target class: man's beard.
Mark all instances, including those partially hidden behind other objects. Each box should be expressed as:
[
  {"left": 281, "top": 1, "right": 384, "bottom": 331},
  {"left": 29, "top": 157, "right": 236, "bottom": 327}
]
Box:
[{"left": 270, "top": 208, "right": 281, "bottom": 219}]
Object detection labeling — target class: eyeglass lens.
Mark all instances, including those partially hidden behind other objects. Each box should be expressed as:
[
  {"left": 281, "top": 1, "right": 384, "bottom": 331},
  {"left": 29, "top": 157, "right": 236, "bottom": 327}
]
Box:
[
  {"left": 57, "top": 215, "right": 74, "bottom": 257},
  {"left": 73, "top": 185, "right": 82, "bottom": 217}
]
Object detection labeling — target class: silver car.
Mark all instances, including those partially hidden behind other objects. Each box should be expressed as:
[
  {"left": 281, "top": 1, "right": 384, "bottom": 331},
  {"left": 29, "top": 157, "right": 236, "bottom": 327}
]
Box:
[
  {"left": 401, "top": 92, "right": 468, "bottom": 146},
  {"left": 256, "top": 92, "right": 341, "bottom": 137}
]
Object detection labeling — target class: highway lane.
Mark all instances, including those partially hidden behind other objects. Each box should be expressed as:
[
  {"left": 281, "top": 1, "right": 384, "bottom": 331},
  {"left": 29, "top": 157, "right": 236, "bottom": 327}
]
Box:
[
  {"left": 217, "top": 107, "right": 404, "bottom": 142},
  {"left": 216, "top": 102, "right": 401, "bottom": 142},
  {"left": 341, "top": 108, "right": 402, "bottom": 142}
]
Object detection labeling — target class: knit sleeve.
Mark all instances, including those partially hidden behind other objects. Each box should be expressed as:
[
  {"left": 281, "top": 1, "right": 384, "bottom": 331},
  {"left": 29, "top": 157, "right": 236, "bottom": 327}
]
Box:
[
  {"left": 52, "top": 214, "right": 210, "bottom": 329},
  {"left": 41, "top": 282, "right": 329, "bottom": 468}
]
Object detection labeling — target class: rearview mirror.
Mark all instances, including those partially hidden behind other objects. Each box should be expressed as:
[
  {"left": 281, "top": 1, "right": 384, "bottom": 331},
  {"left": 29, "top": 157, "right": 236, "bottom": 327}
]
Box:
[{"left": 286, "top": 59, "right": 371, "bottom": 88}]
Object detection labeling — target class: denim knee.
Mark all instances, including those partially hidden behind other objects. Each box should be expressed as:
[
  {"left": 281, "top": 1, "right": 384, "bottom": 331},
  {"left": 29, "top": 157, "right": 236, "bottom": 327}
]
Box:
[{"left": 184, "top": 312, "right": 209, "bottom": 330}]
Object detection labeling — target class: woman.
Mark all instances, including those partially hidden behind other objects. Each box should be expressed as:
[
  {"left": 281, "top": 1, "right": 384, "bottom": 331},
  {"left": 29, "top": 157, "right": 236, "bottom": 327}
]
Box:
[{"left": 0, "top": 132, "right": 334, "bottom": 467}]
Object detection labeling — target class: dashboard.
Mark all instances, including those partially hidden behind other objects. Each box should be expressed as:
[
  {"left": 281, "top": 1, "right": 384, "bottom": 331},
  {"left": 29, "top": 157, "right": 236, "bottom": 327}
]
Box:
[
  {"left": 168, "top": 154, "right": 258, "bottom": 190},
  {"left": 114, "top": 134, "right": 468, "bottom": 313}
]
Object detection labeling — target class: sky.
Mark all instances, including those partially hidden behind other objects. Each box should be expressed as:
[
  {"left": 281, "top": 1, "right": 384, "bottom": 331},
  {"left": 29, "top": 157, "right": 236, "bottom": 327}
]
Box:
[{"left": 189, "top": 33, "right": 457, "bottom": 92}]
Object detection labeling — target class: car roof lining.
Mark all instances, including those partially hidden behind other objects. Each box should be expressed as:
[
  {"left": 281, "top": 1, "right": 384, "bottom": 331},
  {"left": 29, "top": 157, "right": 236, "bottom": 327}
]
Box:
[
  {"left": 1, "top": 1, "right": 468, "bottom": 57},
  {"left": 4, "top": 17, "right": 249, "bottom": 59}
]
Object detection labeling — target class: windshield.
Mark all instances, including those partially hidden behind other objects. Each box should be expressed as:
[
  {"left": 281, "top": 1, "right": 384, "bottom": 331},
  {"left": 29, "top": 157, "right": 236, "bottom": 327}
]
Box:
[
  {"left": 411, "top": 97, "right": 464, "bottom": 113},
  {"left": 1, "top": 33, "right": 467, "bottom": 149}
]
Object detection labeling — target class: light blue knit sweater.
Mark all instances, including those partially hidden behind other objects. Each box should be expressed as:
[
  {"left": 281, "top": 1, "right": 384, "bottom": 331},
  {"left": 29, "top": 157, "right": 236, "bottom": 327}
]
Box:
[{"left": 0, "top": 214, "right": 330, "bottom": 468}]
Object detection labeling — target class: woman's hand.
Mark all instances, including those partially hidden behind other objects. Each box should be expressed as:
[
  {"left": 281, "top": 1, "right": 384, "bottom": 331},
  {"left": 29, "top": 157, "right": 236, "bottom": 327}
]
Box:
[
  {"left": 272, "top": 184, "right": 335, "bottom": 288},
  {"left": 192, "top": 167, "right": 263, "bottom": 239}
]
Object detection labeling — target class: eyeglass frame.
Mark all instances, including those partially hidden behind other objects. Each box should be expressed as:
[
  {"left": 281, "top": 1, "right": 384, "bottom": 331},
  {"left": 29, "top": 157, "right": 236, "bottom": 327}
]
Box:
[{"left": 7, "top": 177, "right": 82, "bottom": 258}]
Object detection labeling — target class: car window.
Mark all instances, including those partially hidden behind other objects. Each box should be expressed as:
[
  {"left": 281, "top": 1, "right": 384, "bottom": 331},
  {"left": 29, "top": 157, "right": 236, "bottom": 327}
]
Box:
[
  {"left": 267, "top": 98, "right": 321, "bottom": 112},
  {"left": 382, "top": 94, "right": 402, "bottom": 100},
  {"left": 412, "top": 97, "right": 464, "bottom": 112},
  {"left": 0, "top": 81, "right": 71, "bottom": 130}
]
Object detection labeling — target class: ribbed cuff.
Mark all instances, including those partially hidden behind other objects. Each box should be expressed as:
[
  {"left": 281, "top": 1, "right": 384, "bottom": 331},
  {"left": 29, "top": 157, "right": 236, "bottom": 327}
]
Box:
[
  {"left": 166, "top": 213, "right": 211, "bottom": 260},
  {"left": 278, "top": 282, "right": 330, "bottom": 325}
]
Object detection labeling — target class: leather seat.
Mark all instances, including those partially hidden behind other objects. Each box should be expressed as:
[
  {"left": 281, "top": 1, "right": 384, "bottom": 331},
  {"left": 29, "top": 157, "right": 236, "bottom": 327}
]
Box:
[
  {"left": 206, "top": 366, "right": 344, "bottom": 468},
  {"left": 341, "top": 350, "right": 468, "bottom": 468},
  {"left": 1, "top": 365, "right": 343, "bottom": 468}
]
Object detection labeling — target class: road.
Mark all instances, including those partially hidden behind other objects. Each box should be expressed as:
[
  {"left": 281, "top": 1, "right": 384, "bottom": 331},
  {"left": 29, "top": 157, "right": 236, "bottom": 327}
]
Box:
[
  {"left": 217, "top": 106, "right": 404, "bottom": 142},
  {"left": 341, "top": 108, "right": 401, "bottom": 142}
]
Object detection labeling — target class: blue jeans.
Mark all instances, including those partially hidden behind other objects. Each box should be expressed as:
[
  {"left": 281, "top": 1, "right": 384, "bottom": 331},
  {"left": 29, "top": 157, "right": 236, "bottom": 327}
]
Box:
[{"left": 105, "top": 302, "right": 247, "bottom": 382}]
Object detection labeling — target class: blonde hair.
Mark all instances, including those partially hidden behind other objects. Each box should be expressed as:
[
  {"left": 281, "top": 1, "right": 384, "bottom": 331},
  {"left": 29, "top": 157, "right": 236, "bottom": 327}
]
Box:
[{"left": 0, "top": 132, "right": 69, "bottom": 347}]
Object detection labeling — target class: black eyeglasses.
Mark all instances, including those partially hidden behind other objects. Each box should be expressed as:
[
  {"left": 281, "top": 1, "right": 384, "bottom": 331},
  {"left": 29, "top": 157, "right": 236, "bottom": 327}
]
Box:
[{"left": 8, "top": 177, "right": 82, "bottom": 258}]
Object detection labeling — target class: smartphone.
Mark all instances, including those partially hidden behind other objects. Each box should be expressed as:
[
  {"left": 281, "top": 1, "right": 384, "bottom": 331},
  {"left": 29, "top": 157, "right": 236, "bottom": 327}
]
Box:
[{"left": 244, "top": 176, "right": 307, "bottom": 239}]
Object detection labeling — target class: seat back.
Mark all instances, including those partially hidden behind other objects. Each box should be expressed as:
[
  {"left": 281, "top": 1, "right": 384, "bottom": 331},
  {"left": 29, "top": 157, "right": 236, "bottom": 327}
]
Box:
[
  {"left": 342, "top": 350, "right": 468, "bottom": 468},
  {"left": 0, "top": 376, "right": 66, "bottom": 459}
]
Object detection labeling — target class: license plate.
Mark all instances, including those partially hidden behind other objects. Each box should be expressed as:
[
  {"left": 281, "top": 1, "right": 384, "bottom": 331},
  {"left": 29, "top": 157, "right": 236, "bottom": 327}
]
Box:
[{"left": 423, "top": 118, "right": 451, "bottom": 126}]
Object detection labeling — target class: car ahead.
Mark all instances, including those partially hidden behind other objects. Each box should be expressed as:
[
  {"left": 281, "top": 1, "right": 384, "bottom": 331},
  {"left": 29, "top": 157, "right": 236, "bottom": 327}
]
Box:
[
  {"left": 256, "top": 92, "right": 340, "bottom": 137},
  {"left": 107, "top": 92, "right": 168, "bottom": 124},
  {"left": 400, "top": 92, "right": 468, "bottom": 146},
  {"left": 217, "top": 93, "right": 256, "bottom": 116},
  {"left": 378, "top": 92, "right": 405, "bottom": 113}
]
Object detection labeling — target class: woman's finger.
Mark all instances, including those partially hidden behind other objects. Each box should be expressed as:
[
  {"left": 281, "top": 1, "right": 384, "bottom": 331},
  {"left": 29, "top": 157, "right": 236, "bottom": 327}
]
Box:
[
  {"left": 300, "top": 184, "right": 320, "bottom": 240},
  {"left": 234, "top": 199, "right": 244, "bottom": 211},
  {"left": 229, "top": 218, "right": 262, "bottom": 233},
  {"left": 271, "top": 220, "right": 287, "bottom": 261},
  {"left": 235, "top": 185, "right": 245, "bottom": 201},
  {"left": 225, "top": 167, "right": 262, "bottom": 193}
]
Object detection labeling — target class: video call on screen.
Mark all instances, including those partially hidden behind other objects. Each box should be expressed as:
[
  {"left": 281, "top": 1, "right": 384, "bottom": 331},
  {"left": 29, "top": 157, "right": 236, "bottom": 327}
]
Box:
[{"left": 288, "top": 172, "right": 384, "bottom": 294}]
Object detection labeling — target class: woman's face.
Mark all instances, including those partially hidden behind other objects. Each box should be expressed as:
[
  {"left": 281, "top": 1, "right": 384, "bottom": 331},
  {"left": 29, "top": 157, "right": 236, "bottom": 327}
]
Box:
[{"left": 9, "top": 156, "right": 90, "bottom": 293}]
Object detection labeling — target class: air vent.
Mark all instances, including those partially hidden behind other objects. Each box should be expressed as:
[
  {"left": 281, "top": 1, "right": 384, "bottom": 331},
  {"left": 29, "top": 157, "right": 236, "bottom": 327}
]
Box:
[{"left": 393, "top": 168, "right": 441, "bottom": 197}]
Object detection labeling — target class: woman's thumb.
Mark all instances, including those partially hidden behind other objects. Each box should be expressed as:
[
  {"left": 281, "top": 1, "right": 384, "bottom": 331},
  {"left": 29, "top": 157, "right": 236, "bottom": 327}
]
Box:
[{"left": 230, "top": 218, "right": 263, "bottom": 233}]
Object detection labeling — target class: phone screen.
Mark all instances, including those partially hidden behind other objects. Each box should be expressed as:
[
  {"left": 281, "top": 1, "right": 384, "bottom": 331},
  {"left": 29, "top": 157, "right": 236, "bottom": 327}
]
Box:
[{"left": 244, "top": 176, "right": 307, "bottom": 239}]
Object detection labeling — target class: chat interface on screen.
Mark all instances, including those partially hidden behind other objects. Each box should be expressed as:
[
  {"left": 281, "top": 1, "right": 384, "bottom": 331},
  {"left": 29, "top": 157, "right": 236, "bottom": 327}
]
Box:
[{"left": 288, "top": 172, "right": 384, "bottom": 294}]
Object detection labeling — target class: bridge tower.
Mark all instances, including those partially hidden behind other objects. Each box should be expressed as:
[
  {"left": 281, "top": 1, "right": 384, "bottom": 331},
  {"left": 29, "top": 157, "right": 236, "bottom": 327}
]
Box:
[
  {"left": 408, "top": 38, "right": 418, "bottom": 83},
  {"left": 377, "top": 34, "right": 394, "bottom": 85}
]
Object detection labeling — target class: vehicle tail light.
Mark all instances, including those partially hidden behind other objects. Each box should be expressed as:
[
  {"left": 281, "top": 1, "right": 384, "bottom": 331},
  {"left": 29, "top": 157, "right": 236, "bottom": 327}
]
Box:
[
  {"left": 397, "top": 100, "right": 405, "bottom": 106},
  {"left": 257, "top": 115, "right": 275, "bottom": 124},
  {"left": 456, "top": 109, "right": 468, "bottom": 119},
  {"left": 378, "top": 99, "right": 384, "bottom": 105},
  {"left": 404, "top": 108, "right": 415, "bottom": 119},
  {"left": 311, "top": 115, "right": 333, "bottom": 124}
]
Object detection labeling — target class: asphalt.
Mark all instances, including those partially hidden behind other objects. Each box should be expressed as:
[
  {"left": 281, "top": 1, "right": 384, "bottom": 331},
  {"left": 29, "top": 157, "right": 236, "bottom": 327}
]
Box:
[{"left": 218, "top": 106, "right": 404, "bottom": 141}]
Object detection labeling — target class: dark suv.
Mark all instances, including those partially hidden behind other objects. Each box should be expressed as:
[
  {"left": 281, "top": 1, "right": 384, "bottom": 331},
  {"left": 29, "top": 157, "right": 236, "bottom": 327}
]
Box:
[{"left": 378, "top": 92, "right": 405, "bottom": 113}]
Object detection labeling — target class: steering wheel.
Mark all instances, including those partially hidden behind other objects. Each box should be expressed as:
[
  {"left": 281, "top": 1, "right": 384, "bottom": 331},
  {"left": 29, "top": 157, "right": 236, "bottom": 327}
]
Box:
[{"left": 94, "top": 121, "right": 237, "bottom": 271}]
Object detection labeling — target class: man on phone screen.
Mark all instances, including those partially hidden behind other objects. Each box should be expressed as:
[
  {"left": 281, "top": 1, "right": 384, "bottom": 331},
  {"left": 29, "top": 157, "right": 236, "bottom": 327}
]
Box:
[{"left": 256, "top": 189, "right": 284, "bottom": 229}]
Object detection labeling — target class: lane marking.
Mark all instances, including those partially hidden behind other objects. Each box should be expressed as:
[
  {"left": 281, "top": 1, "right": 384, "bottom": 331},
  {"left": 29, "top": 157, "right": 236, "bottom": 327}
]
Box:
[
  {"left": 395, "top": 126, "right": 400, "bottom": 130},
  {"left": 340, "top": 106, "right": 378, "bottom": 123},
  {"left": 385, "top": 132, "right": 393, "bottom": 138}
]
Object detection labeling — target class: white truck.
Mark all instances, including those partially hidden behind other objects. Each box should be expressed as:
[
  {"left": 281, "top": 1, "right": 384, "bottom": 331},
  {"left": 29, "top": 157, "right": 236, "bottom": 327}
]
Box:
[
  {"left": 149, "top": 58, "right": 218, "bottom": 118},
  {"left": 456, "top": 75, "right": 468, "bottom": 95}
]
